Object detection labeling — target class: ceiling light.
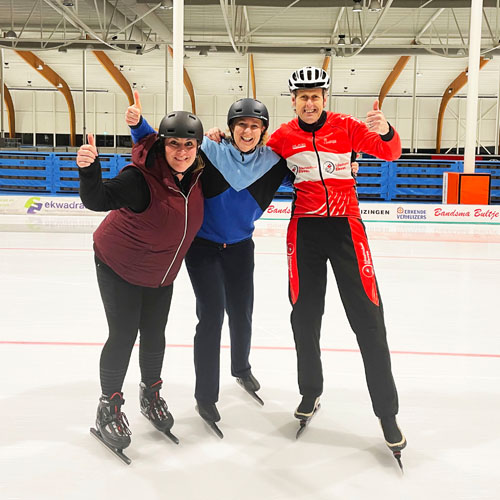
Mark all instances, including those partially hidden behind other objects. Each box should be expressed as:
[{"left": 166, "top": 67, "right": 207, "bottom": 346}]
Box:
[
  {"left": 62, "top": 0, "right": 74, "bottom": 6},
  {"left": 184, "top": 54, "right": 190, "bottom": 59},
  {"left": 351, "top": 36, "right": 362, "bottom": 46},
  {"left": 456, "top": 48, "right": 466, "bottom": 56},
  {"left": 199, "top": 48, "right": 208, "bottom": 57},
  {"left": 58, "top": 46, "right": 67, "bottom": 53},
  {"left": 4, "top": 30, "right": 17, "bottom": 39},
  {"left": 352, "top": 0, "right": 363, "bottom": 12},
  {"left": 159, "top": 0, "right": 173, "bottom": 9},
  {"left": 369, "top": 0, "right": 382, "bottom": 12},
  {"left": 338, "top": 34, "right": 346, "bottom": 46},
  {"left": 208, "top": 45, "right": 217, "bottom": 52}
]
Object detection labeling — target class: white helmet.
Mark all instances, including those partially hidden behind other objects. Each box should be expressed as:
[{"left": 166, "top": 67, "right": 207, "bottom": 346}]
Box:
[{"left": 288, "top": 66, "right": 330, "bottom": 91}]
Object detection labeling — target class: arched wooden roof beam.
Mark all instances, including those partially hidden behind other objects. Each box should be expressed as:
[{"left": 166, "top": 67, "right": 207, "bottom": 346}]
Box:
[
  {"left": 168, "top": 46, "right": 196, "bottom": 114},
  {"left": 436, "top": 57, "right": 489, "bottom": 153},
  {"left": 14, "top": 51, "right": 76, "bottom": 147},
  {"left": 249, "top": 54, "right": 256, "bottom": 99},
  {"left": 3, "top": 84, "right": 16, "bottom": 138},
  {"left": 322, "top": 56, "right": 331, "bottom": 71},
  {"left": 92, "top": 50, "right": 134, "bottom": 105},
  {"left": 379, "top": 55, "right": 411, "bottom": 108}
]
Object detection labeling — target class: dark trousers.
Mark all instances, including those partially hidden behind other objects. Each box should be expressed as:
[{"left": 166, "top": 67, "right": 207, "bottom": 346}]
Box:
[
  {"left": 287, "top": 217, "right": 399, "bottom": 418},
  {"left": 185, "top": 237, "right": 255, "bottom": 403},
  {"left": 95, "top": 256, "right": 173, "bottom": 396}
]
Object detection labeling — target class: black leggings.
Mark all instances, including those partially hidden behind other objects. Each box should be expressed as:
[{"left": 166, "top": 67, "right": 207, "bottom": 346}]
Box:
[{"left": 95, "top": 256, "right": 173, "bottom": 396}]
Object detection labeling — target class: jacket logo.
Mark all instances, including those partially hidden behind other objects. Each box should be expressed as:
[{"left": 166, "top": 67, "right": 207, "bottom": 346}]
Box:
[
  {"left": 323, "top": 138, "right": 337, "bottom": 145},
  {"left": 290, "top": 164, "right": 299, "bottom": 175},
  {"left": 323, "top": 161, "right": 335, "bottom": 174},
  {"left": 291, "top": 143, "right": 306, "bottom": 150}
]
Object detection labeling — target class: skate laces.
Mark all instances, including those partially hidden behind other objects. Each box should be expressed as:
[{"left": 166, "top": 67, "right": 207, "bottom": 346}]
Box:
[
  {"left": 150, "top": 394, "right": 170, "bottom": 421},
  {"left": 105, "top": 393, "right": 132, "bottom": 436},
  {"left": 112, "top": 411, "right": 132, "bottom": 436}
]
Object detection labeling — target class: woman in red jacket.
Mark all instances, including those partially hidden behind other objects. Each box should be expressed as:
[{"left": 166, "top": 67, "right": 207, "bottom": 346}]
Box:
[{"left": 77, "top": 111, "right": 204, "bottom": 463}]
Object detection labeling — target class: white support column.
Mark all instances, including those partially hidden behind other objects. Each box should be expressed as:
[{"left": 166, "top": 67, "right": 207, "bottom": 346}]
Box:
[
  {"left": 164, "top": 45, "right": 169, "bottom": 115},
  {"left": 410, "top": 56, "right": 418, "bottom": 153},
  {"left": 53, "top": 92, "right": 56, "bottom": 147},
  {"left": 464, "top": 0, "right": 483, "bottom": 173},
  {"left": 172, "top": 0, "right": 184, "bottom": 111},
  {"left": 328, "top": 57, "right": 334, "bottom": 112},
  {"left": 83, "top": 50, "right": 87, "bottom": 143},
  {"left": 32, "top": 92, "right": 36, "bottom": 146},
  {"left": 113, "top": 93, "right": 116, "bottom": 149},
  {"left": 0, "top": 48, "right": 4, "bottom": 139},
  {"left": 496, "top": 64, "right": 500, "bottom": 155}
]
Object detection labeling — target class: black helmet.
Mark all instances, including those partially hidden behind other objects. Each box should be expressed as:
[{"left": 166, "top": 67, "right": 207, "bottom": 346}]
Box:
[
  {"left": 227, "top": 98, "right": 269, "bottom": 130},
  {"left": 158, "top": 111, "right": 204, "bottom": 143}
]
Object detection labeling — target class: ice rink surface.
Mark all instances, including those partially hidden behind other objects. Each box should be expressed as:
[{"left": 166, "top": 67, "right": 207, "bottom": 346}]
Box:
[{"left": 1, "top": 214, "right": 499, "bottom": 500}]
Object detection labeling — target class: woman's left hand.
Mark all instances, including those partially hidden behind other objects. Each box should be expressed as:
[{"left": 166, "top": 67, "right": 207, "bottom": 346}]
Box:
[{"left": 205, "top": 127, "right": 225, "bottom": 143}]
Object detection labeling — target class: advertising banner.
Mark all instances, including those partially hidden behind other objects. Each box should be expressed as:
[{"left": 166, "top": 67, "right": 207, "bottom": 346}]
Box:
[{"left": 1, "top": 195, "right": 499, "bottom": 224}]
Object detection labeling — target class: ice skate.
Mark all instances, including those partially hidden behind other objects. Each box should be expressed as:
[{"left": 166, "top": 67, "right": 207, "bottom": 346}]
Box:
[
  {"left": 380, "top": 416, "right": 407, "bottom": 472},
  {"left": 140, "top": 380, "right": 179, "bottom": 444},
  {"left": 294, "top": 396, "right": 320, "bottom": 439},
  {"left": 196, "top": 400, "right": 223, "bottom": 439},
  {"left": 236, "top": 372, "right": 264, "bottom": 406},
  {"left": 90, "top": 392, "right": 132, "bottom": 465}
]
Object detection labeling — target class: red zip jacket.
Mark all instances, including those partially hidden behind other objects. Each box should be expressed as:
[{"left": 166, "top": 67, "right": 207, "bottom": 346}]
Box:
[
  {"left": 93, "top": 134, "right": 204, "bottom": 288},
  {"left": 267, "top": 111, "right": 401, "bottom": 218}
]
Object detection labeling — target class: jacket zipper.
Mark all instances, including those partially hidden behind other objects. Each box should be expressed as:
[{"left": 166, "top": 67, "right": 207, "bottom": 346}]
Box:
[
  {"left": 312, "top": 131, "right": 331, "bottom": 217},
  {"left": 159, "top": 170, "right": 202, "bottom": 286}
]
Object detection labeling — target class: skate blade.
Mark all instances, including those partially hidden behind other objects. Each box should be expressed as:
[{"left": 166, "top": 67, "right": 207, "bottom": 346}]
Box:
[
  {"left": 200, "top": 417, "right": 224, "bottom": 439},
  {"left": 296, "top": 421, "right": 308, "bottom": 439},
  {"left": 163, "top": 430, "right": 180, "bottom": 445},
  {"left": 142, "top": 411, "right": 180, "bottom": 445},
  {"left": 295, "top": 404, "right": 320, "bottom": 440},
  {"left": 393, "top": 451, "right": 404, "bottom": 474},
  {"left": 90, "top": 427, "right": 131, "bottom": 465},
  {"left": 236, "top": 378, "right": 264, "bottom": 406}
]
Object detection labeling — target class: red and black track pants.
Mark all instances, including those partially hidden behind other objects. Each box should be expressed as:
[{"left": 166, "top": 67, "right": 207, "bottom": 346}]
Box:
[{"left": 287, "top": 216, "right": 399, "bottom": 418}]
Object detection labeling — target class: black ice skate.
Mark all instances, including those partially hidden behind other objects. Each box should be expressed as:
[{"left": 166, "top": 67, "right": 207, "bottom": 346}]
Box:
[
  {"left": 196, "top": 400, "right": 223, "bottom": 439},
  {"left": 140, "top": 380, "right": 179, "bottom": 445},
  {"left": 236, "top": 372, "right": 264, "bottom": 406},
  {"left": 90, "top": 392, "right": 132, "bottom": 465},
  {"left": 294, "top": 396, "right": 321, "bottom": 439},
  {"left": 379, "top": 416, "right": 407, "bottom": 472}
]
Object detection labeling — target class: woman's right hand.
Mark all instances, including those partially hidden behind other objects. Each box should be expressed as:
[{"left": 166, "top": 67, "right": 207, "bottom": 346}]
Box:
[
  {"left": 76, "top": 134, "right": 98, "bottom": 168},
  {"left": 205, "top": 127, "right": 225, "bottom": 143},
  {"left": 125, "top": 90, "right": 142, "bottom": 127}
]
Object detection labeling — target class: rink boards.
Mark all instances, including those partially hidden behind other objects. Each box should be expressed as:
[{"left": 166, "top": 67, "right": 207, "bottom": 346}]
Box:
[{"left": 0, "top": 193, "right": 499, "bottom": 225}]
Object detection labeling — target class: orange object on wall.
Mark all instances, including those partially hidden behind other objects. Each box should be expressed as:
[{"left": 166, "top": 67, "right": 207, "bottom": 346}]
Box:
[{"left": 443, "top": 172, "right": 491, "bottom": 205}]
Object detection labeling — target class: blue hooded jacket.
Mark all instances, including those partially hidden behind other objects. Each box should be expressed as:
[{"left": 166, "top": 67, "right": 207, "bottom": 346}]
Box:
[{"left": 131, "top": 117, "right": 290, "bottom": 244}]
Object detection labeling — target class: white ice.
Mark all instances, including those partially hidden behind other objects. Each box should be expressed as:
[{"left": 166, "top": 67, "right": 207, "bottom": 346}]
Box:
[{"left": 0, "top": 215, "right": 499, "bottom": 500}]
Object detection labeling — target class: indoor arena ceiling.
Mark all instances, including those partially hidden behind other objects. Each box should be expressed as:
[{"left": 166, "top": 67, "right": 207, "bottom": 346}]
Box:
[{"left": 1, "top": 0, "right": 500, "bottom": 57}]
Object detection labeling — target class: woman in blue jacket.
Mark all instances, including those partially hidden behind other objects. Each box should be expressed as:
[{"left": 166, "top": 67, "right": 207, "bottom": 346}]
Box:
[{"left": 127, "top": 97, "right": 289, "bottom": 437}]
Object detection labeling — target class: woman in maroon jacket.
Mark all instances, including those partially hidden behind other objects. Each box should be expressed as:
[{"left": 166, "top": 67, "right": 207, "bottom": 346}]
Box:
[{"left": 77, "top": 111, "right": 204, "bottom": 463}]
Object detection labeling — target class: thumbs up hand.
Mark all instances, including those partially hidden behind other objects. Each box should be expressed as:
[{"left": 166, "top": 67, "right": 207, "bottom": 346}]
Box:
[
  {"left": 76, "top": 133, "right": 99, "bottom": 168},
  {"left": 125, "top": 90, "right": 142, "bottom": 127},
  {"left": 365, "top": 99, "right": 389, "bottom": 135}
]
